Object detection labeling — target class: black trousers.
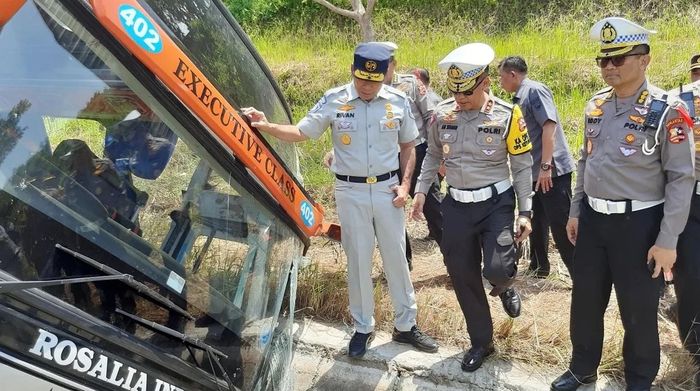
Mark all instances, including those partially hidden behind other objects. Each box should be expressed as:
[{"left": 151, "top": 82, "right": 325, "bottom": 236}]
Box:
[
  {"left": 674, "top": 193, "right": 700, "bottom": 368},
  {"left": 570, "top": 201, "right": 664, "bottom": 389},
  {"left": 440, "top": 188, "right": 517, "bottom": 348},
  {"left": 400, "top": 142, "right": 443, "bottom": 262},
  {"left": 529, "top": 172, "right": 574, "bottom": 275}
]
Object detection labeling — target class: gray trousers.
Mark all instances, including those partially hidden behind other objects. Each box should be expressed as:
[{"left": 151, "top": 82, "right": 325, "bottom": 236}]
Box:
[{"left": 335, "top": 176, "right": 417, "bottom": 334}]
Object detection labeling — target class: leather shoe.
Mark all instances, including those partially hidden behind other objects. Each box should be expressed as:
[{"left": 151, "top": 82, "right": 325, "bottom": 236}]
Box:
[
  {"left": 461, "top": 343, "right": 495, "bottom": 372},
  {"left": 392, "top": 326, "right": 438, "bottom": 353},
  {"left": 499, "top": 288, "right": 521, "bottom": 318},
  {"left": 348, "top": 331, "right": 374, "bottom": 358},
  {"left": 550, "top": 370, "right": 597, "bottom": 391}
]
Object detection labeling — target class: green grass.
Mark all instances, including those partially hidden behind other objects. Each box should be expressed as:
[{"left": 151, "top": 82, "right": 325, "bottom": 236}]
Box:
[{"left": 247, "top": 8, "right": 700, "bottom": 191}]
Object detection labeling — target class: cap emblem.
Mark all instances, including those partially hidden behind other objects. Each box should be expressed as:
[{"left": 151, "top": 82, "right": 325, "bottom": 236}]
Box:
[
  {"left": 365, "top": 60, "right": 377, "bottom": 72},
  {"left": 601, "top": 22, "right": 617, "bottom": 44}
]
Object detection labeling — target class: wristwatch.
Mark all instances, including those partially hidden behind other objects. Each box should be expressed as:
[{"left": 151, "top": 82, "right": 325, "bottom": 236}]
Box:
[{"left": 540, "top": 162, "right": 552, "bottom": 171}]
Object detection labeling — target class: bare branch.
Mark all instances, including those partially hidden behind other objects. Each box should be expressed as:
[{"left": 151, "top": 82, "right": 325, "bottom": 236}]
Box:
[
  {"left": 350, "top": 0, "right": 360, "bottom": 11},
  {"left": 366, "top": 0, "right": 377, "bottom": 15},
  {"left": 355, "top": 0, "right": 365, "bottom": 14},
  {"left": 313, "top": 0, "right": 359, "bottom": 20}
]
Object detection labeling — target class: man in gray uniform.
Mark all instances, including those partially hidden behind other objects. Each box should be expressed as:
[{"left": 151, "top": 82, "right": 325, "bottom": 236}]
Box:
[
  {"left": 243, "top": 42, "right": 438, "bottom": 359},
  {"left": 691, "top": 54, "right": 700, "bottom": 83},
  {"left": 411, "top": 42, "right": 533, "bottom": 372},
  {"left": 325, "top": 42, "right": 443, "bottom": 267},
  {"left": 552, "top": 18, "right": 695, "bottom": 391},
  {"left": 667, "top": 55, "right": 700, "bottom": 389},
  {"left": 498, "top": 56, "right": 577, "bottom": 277},
  {"left": 383, "top": 43, "right": 443, "bottom": 261},
  {"left": 411, "top": 67, "right": 444, "bottom": 112}
]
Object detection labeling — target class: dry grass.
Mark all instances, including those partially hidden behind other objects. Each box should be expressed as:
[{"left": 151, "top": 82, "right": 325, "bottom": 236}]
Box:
[{"left": 296, "top": 213, "right": 699, "bottom": 388}]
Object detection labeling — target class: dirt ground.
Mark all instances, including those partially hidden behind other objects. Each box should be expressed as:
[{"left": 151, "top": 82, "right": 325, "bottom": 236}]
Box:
[{"left": 300, "top": 206, "right": 697, "bottom": 389}]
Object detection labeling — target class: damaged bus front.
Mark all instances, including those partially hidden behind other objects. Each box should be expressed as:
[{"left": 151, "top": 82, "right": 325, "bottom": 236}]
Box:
[{"left": 0, "top": 0, "right": 324, "bottom": 390}]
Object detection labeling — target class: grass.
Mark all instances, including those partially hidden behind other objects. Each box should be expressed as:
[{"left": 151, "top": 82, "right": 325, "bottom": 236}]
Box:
[{"left": 249, "top": 8, "right": 700, "bottom": 192}]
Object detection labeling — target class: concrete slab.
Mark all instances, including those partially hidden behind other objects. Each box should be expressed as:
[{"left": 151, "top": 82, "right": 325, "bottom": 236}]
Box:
[{"left": 292, "top": 319, "right": 625, "bottom": 391}]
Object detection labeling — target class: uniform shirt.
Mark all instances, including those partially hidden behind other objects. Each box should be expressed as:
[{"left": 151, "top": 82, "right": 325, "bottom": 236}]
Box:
[
  {"left": 513, "top": 78, "right": 576, "bottom": 179},
  {"left": 392, "top": 73, "right": 434, "bottom": 143},
  {"left": 427, "top": 89, "right": 443, "bottom": 109},
  {"left": 298, "top": 82, "right": 419, "bottom": 177},
  {"left": 570, "top": 81, "right": 695, "bottom": 248},
  {"left": 417, "top": 95, "right": 534, "bottom": 212},
  {"left": 668, "top": 79, "right": 700, "bottom": 178}
]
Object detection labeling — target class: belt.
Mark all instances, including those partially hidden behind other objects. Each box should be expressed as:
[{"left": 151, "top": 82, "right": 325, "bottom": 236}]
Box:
[
  {"left": 335, "top": 170, "right": 399, "bottom": 184},
  {"left": 449, "top": 179, "right": 512, "bottom": 203},
  {"left": 587, "top": 195, "right": 664, "bottom": 215}
]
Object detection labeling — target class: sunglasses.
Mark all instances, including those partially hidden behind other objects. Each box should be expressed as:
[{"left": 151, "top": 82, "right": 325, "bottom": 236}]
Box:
[
  {"left": 596, "top": 54, "right": 643, "bottom": 68},
  {"left": 454, "top": 77, "right": 485, "bottom": 96}
]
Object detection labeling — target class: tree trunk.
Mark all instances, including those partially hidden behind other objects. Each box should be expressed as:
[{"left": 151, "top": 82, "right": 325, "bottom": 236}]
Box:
[
  {"left": 358, "top": 14, "right": 374, "bottom": 42},
  {"left": 312, "top": 0, "right": 376, "bottom": 43}
]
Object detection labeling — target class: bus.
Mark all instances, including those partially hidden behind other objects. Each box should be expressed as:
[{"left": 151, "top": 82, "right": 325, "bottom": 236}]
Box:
[{"left": 0, "top": 0, "right": 325, "bottom": 390}]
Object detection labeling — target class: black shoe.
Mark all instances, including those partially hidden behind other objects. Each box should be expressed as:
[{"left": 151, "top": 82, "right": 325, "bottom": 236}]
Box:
[
  {"left": 499, "top": 288, "right": 521, "bottom": 318},
  {"left": 348, "top": 331, "right": 374, "bottom": 358},
  {"left": 550, "top": 371, "right": 597, "bottom": 391},
  {"left": 461, "top": 343, "right": 495, "bottom": 372},
  {"left": 392, "top": 326, "right": 438, "bottom": 353}
]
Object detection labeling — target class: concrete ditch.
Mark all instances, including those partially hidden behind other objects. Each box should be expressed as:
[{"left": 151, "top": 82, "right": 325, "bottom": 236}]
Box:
[{"left": 292, "top": 319, "right": 623, "bottom": 391}]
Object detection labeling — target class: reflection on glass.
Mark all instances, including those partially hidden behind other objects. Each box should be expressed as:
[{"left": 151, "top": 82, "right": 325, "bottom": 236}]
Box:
[{"left": 0, "top": 1, "right": 302, "bottom": 389}]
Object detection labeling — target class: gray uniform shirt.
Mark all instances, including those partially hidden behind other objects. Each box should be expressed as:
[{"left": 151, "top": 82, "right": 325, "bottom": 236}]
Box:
[
  {"left": 570, "top": 81, "right": 695, "bottom": 248},
  {"left": 417, "top": 95, "right": 534, "bottom": 212},
  {"left": 298, "top": 82, "right": 419, "bottom": 177},
  {"left": 392, "top": 73, "right": 434, "bottom": 143},
  {"left": 513, "top": 78, "right": 576, "bottom": 178},
  {"left": 668, "top": 79, "right": 700, "bottom": 178}
]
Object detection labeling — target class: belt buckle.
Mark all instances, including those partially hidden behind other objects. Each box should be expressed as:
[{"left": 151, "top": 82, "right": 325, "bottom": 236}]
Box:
[{"left": 366, "top": 176, "right": 377, "bottom": 184}]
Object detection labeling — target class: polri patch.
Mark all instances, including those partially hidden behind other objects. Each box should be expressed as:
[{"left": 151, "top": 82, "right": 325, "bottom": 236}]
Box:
[{"left": 668, "top": 127, "right": 687, "bottom": 144}]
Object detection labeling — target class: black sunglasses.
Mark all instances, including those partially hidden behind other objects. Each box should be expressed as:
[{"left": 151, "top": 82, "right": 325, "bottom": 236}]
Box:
[
  {"left": 454, "top": 77, "right": 485, "bottom": 96},
  {"left": 596, "top": 54, "right": 643, "bottom": 68}
]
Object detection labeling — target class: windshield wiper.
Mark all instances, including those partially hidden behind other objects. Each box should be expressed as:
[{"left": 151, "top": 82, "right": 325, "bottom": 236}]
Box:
[
  {"left": 55, "top": 244, "right": 194, "bottom": 320},
  {"left": 0, "top": 275, "right": 128, "bottom": 293},
  {"left": 116, "top": 308, "right": 236, "bottom": 391}
]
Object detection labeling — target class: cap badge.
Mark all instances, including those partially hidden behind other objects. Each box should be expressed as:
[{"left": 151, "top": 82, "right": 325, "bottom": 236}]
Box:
[
  {"left": 341, "top": 134, "right": 352, "bottom": 145},
  {"left": 625, "top": 133, "right": 636, "bottom": 144},
  {"left": 442, "top": 144, "right": 450, "bottom": 154},
  {"left": 601, "top": 21, "right": 617, "bottom": 43},
  {"left": 448, "top": 66, "right": 463, "bottom": 79},
  {"left": 365, "top": 60, "right": 377, "bottom": 72}
]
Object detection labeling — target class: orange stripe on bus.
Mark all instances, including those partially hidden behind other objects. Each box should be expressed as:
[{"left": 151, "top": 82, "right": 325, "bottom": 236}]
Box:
[{"left": 91, "top": 0, "right": 324, "bottom": 238}]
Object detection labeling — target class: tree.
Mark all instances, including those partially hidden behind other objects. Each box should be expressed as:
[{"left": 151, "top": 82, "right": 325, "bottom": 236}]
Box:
[{"left": 312, "top": 0, "right": 376, "bottom": 42}]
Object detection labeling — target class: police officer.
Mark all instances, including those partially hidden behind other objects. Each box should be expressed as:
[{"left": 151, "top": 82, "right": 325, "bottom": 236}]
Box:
[
  {"left": 243, "top": 42, "right": 438, "bottom": 358},
  {"left": 411, "top": 67, "right": 444, "bottom": 118},
  {"left": 498, "top": 56, "right": 577, "bottom": 277},
  {"left": 668, "top": 56, "right": 700, "bottom": 388},
  {"left": 691, "top": 54, "right": 700, "bottom": 83},
  {"left": 411, "top": 43, "right": 533, "bottom": 372},
  {"left": 551, "top": 18, "right": 695, "bottom": 391}
]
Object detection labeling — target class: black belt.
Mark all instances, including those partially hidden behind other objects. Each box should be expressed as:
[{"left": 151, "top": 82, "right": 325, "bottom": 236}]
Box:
[{"left": 335, "top": 170, "right": 399, "bottom": 184}]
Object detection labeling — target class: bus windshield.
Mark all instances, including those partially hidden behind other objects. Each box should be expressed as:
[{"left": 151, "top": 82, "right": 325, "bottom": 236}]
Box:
[{"left": 0, "top": 1, "right": 302, "bottom": 389}]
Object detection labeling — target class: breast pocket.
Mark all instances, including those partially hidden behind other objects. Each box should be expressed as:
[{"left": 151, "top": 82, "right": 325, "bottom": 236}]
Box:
[
  {"left": 475, "top": 131, "right": 503, "bottom": 160},
  {"left": 584, "top": 125, "right": 602, "bottom": 157},
  {"left": 616, "top": 131, "right": 648, "bottom": 160},
  {"left": 333, "top": 119, "right": 357, "bottom": 132},
  {"left": 379, "top": 118, "right": 401, "bottom": 132}
]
